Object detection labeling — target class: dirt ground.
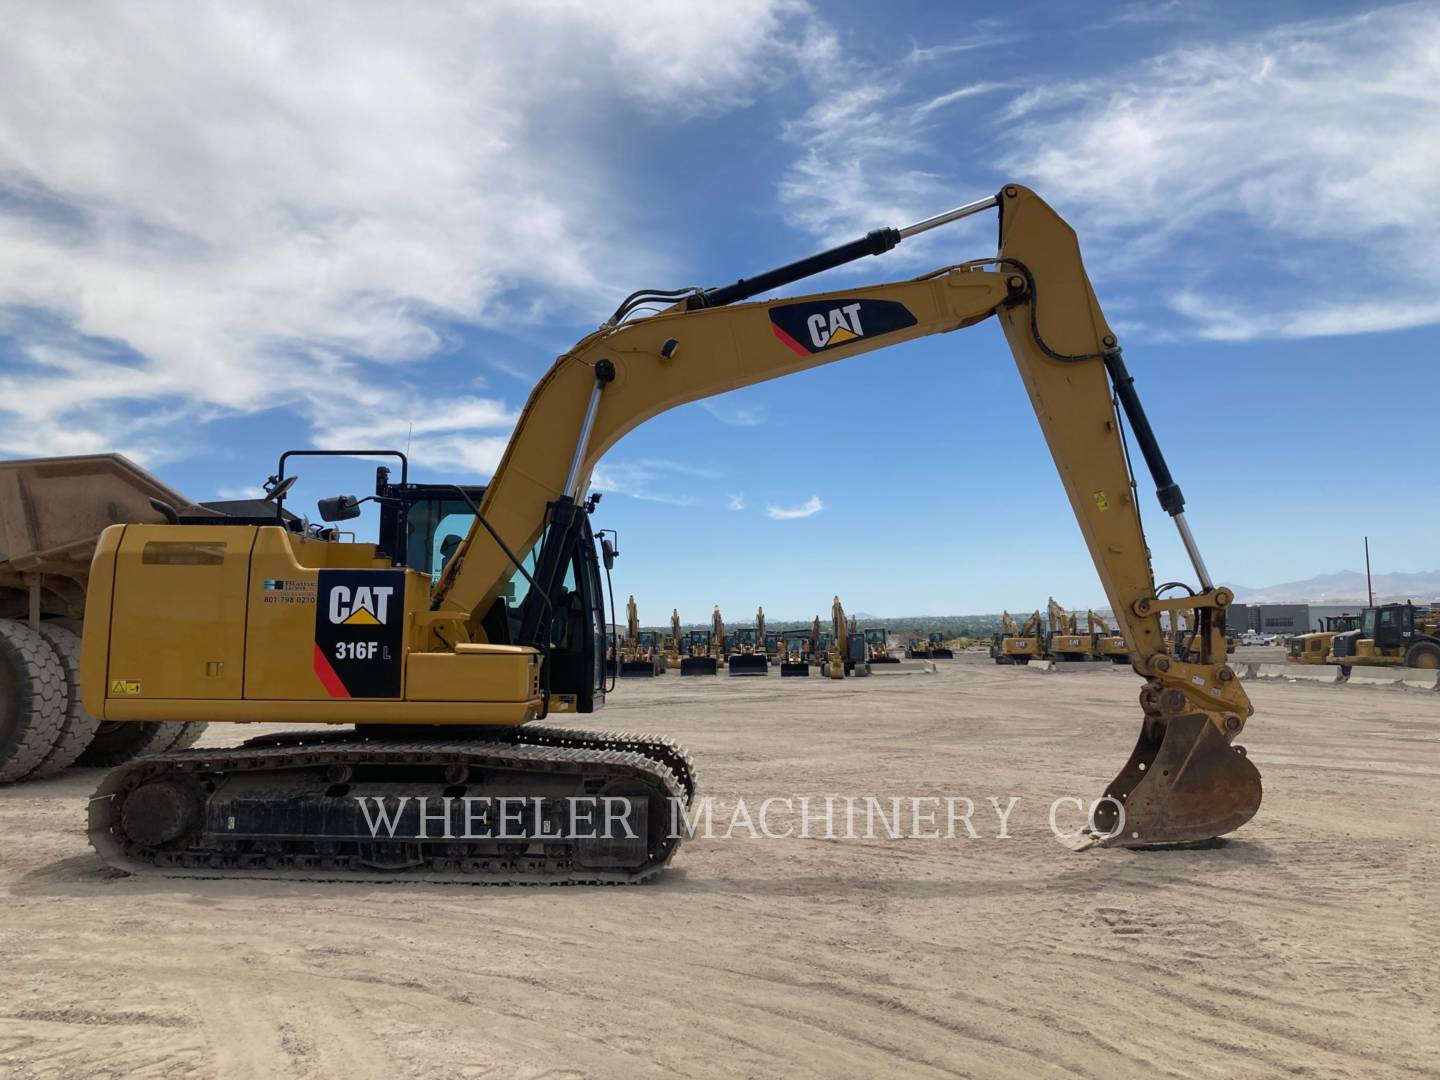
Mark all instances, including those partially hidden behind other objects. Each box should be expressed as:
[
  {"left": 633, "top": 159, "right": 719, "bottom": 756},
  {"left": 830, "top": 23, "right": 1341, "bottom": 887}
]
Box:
[{"left": 1, "top": 655, "right": 1435, "bottom": 1079}]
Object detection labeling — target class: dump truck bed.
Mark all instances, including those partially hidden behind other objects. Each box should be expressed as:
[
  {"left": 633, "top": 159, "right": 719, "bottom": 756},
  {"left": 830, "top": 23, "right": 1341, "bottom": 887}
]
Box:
[{"left": 0, "top": 454, "right": 192, "bottom": 620}]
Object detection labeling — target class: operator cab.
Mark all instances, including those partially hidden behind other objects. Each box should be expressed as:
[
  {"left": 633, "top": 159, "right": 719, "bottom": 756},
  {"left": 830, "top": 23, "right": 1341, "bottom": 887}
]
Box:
[{"left": 303, "top": 449, "right": 612, "bottom": 713}]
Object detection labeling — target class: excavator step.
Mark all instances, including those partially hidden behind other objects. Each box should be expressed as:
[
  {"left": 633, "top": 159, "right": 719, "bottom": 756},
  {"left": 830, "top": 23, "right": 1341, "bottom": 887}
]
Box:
[{"left": 88, "top": 725, "right": 696, "bottom": 885}]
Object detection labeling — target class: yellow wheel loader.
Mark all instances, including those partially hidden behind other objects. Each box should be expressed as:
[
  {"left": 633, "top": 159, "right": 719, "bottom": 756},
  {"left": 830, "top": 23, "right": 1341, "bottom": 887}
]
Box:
[
  {"left": 926, "top": 632, "right": 954, "bottom": 660},
  {"left": 780, "top": 628, "right": 812, "bottom": 677},
  {"left": 905, "top": 634, "right": 930, "bottom": 659},
  {"left": 990, "top": 610, "right": 1043, "bottom": 665},
  {"left": 679, "top": 628, "right": 717, "bottom": 677},
  {"left": 727, "top": 606, "right": 769, "bottom": 675},
  {"left": 80, "top": 185, "right": 1260, "bottom": 882},
  {"left": 1286, "top": 614, "right": 1359, "bottom": 665},
  {"left": 1328, "top": 603, "right": 1440, "bottom": 670},
  {"left": 618, "top": 597, "right": 663, "bottom": 678},
  {"left": 863, "top": 627, "right": 899, "bottom": 663}
]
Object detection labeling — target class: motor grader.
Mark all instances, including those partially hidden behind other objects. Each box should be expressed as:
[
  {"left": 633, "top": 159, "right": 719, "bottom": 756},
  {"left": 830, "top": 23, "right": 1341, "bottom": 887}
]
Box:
[{"left": 75, "top": 185, "right": 1259, "bottom": 883}]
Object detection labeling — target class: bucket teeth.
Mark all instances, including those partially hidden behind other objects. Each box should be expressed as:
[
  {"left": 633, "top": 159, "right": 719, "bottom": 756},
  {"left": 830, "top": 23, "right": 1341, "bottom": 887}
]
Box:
[{"left": 1092, "top": 713, "right": 1262, "bottom": 847}]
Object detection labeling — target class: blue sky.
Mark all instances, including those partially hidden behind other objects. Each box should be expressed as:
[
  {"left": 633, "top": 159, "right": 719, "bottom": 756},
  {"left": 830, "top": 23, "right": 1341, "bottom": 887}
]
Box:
[{"left": 0, "top": 1, "right": 1435, "bottom": 620}]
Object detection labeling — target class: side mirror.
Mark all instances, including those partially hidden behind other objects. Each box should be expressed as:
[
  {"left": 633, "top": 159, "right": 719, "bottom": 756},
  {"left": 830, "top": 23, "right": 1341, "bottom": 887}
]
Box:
[
  {"left": 601, "top": 536, "right": 617, "bottom": 570},
  {"left": 318, "top": 494, "right": 362, "bottom": 522}
]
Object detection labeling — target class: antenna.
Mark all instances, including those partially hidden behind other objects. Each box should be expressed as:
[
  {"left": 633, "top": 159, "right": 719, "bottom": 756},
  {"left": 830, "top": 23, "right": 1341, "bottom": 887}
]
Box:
[
  {"left": 406, "top": 421, "right": 413, "bottom": 459},
  {"left": 1364, "top": 536, "right": 1374, "bottom": 607}
]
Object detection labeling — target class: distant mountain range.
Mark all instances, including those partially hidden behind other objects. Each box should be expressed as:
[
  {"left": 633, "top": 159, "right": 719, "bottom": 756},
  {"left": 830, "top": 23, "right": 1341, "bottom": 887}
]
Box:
[{"left": 1226, "top": 570, "right": 1440, "bottom": 604}]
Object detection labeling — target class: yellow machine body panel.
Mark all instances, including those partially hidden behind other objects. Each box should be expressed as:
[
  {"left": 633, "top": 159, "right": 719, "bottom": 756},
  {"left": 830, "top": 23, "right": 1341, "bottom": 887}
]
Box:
[
  {"left": 82, "top": 523, "right": 542, "bottom": 725},
  {"left": 107, "top": 525, "right": 254, "bottom": 702},
  {"left": 1000, "top": 636, "right": 1039, "bottom": 657}
]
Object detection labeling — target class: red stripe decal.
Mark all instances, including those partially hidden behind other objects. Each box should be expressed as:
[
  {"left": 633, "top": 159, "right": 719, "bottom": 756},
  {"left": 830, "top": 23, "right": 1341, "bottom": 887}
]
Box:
[
  {"left": 770, "top": 321, "right": 811, "bottom": 356},
  {"left": 313, "top": 644, "right": 351, "bottom": 698}
]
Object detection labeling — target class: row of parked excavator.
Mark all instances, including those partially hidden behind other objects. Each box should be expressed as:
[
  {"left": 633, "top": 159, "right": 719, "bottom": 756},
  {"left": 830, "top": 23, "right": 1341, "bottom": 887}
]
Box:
[
  {"left": 607, "top": 596, "right": 959, "bottom": 680},
  {"left": 991, "top": 597, "right": 1135, "bottom": 666}
]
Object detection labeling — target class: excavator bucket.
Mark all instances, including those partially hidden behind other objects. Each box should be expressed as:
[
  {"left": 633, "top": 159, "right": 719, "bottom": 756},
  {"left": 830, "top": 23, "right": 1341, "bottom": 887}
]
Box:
[
  {"left": 680, "top": 656, "right": 717, "bottom": 676},
  {"left": 1091, "top": 714, "right": 1262, "bottom": 847},
  {"left": 728, "top": 653, "right": 768, "bottom": 676}
]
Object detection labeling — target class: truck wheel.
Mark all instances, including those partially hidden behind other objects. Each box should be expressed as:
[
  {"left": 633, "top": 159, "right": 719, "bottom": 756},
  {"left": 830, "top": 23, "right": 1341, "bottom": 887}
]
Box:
[
  {"left": 1404, "top": 641, "right": 1440, "bottom": 670},
  {"left": 0, "top": 619, "right": 67, "bottom": 782},
  {"left": 75, "top": 721, "right": 189, "bottom": 767},
  {"left": 28, "top": 624, "right": 102, "bottom": 777}
]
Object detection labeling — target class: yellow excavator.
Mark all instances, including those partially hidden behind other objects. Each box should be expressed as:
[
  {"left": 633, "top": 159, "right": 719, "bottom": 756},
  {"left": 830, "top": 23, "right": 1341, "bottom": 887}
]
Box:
[
  {"left": 991, "top": 610, "right": 1043, "bottom": 665},
  {"left": 1088, "top": 610, "right": 1129, "bottom": 663},
  {"left": 617, "top": 596, "right": 664, "bottom": 677},
  {"left": 1045, "top": 597, "right": 1091, "bottom": 661},
  {"left": 79, "top": 185, "right": 1259, "bottom": 881},
  {"left": 821, "top": 596, "right": 871, "bottom": 679}
]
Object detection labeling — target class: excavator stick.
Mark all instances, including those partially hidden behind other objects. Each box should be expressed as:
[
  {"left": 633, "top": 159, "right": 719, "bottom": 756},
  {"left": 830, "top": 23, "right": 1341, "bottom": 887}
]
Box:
[{"left": 1090, "top": 715, "right": 1262, "bottom": 847}]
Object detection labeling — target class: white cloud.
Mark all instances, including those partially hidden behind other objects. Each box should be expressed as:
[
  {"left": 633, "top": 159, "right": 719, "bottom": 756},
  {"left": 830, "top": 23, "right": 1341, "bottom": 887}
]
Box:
[
  {"left": 0, "top": 1, "right": 812, "bottom": 466},
  {"left": 214, "top": 485, "right": 264, "bottom": 501},
  {"left": 998, "top": 4, "right": 1440, "bottom": 340},
  {"left": 776, "top": 29, "right": 1006, "bottom": 251},
  {"left": 590, "top": 457, "right": 717, "bottom": 506},
  {"left": 765, "top": 495, "right": 823, "bottom": 519},
  {"left": 727, "top": 492, "right": 746, "bottom": 511},
  {"left": 699, "top": 399, "right": 768, "bottom": 427}
]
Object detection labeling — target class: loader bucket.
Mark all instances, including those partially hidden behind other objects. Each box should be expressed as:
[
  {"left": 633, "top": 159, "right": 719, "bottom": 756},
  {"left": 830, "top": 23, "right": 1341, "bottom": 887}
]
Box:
[
  {"left": 1092, "top": 714, "right": 1262, "bottom": 847},
  {"left": 728, "top": 653, "right": 769, "bottom": 676},
  {"left": 870, "top": 655, "right": 901, "bottom": 664},
  {"left": 780, "top": 661, "right": 810, "bottom": 677},
  {"left": 620, "top": 660, "right": 660, "bottom": 678},
  {"left": 680, "top": 657, "right": 718, "bottom": 677},
  {"left": 929, "top": 648, "right": 954, "bottom": 660}
]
